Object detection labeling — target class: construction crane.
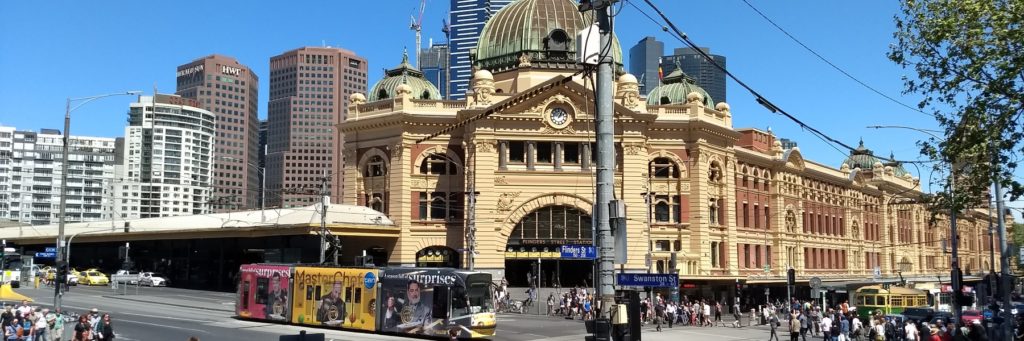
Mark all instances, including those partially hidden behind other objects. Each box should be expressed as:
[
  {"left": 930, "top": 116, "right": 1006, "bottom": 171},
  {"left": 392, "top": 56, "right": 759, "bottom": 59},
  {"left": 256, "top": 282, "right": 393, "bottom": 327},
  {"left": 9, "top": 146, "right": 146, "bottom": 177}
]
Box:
[{"left": 409, "top": 0, "right": 427, "bottom": 69}]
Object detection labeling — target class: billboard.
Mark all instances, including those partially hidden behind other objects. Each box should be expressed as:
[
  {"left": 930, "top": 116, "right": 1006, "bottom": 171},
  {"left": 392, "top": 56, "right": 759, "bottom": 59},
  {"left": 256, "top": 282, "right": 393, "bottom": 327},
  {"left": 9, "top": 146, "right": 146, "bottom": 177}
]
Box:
[
  {"left": 291, "top": 267, "right": 379, "bottom": 332},
  {"left": 237, "top": 264, "right": 292, "bottom": 322},
  {"left": 377, "top": 268, "right": 495, "bottom": 338}
]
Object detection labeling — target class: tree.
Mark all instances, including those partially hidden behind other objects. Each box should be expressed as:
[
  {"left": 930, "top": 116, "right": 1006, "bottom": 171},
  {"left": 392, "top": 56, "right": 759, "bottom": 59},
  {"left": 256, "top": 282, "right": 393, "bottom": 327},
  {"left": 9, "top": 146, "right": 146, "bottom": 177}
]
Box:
[{"left": 889, "top": 0, "right": 1024, "bottom": 213}]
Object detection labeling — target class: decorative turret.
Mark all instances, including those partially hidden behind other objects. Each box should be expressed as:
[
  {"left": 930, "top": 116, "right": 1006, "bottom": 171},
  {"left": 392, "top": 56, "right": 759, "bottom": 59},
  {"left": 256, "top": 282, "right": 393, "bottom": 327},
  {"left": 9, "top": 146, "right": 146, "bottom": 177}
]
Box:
[{"left": 368, "top": 49, "right": 442, "bottom": 102}]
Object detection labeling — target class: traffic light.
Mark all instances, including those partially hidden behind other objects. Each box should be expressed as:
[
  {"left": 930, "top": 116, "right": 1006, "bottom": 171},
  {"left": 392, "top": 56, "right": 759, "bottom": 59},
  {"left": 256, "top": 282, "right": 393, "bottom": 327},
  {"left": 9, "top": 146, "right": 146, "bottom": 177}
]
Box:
[
  {"left": 787, "top": 268, "right": 796, "bottom": 286},
  {"left": 735, "top": 280, "right": 742, "bottom": 293},
  {"left": 55, "top": 261, "right": 67, "bottom": 286},
  {"left": 956, "top": 292, "right": 975, "bottom": 307}
]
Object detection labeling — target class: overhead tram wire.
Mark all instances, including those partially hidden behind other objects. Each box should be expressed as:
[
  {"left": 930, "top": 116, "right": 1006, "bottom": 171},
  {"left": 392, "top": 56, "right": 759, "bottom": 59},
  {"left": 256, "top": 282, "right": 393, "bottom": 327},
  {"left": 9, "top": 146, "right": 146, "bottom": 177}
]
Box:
[
  {"left": 635, "top": 0, "right": 863, "bottom": 155},
  {"left": 738, "top": 0, "right": 931, "bottom": 117}
]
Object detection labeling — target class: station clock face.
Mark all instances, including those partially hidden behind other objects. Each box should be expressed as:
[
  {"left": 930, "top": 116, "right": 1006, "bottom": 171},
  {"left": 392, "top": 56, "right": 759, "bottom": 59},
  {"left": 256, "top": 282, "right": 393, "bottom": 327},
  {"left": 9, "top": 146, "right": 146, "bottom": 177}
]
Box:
[{"left": 550, "top": 107, "right": 569, "bottom": 126}]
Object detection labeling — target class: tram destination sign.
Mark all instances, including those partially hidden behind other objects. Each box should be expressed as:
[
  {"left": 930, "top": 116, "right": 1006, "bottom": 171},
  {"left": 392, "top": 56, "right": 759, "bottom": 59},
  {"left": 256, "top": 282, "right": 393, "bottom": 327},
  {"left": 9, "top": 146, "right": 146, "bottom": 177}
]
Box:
[
  {"left": 560, "top": 245, "right": 597, "bottom": 259},
  {"left": 616, "top": 273, "right": 678, "bottom": 288}
]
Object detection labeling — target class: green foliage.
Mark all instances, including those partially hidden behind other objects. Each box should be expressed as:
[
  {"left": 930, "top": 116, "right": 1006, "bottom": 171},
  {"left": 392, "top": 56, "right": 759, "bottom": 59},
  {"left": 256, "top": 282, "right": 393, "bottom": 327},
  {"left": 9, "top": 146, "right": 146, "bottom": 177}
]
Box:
[
  {"left": 1013, "top": 223, "right": 1024, "bottom": 274},
  {"left": 889, "top": 0, "right": 1024, "bottom": 214}
]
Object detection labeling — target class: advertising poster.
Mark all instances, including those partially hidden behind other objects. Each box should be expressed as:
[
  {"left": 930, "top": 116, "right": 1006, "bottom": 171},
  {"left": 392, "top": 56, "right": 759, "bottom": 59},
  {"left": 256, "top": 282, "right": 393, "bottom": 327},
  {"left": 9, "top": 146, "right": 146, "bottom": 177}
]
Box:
[
  {"left": 291, "top": 267, "right": 379, "bottom": 332},
  {"left": 237, "top": 264, "right": 291, "bottom": 322},
  {"left": 378, "top": 268, "right": 496, "bottom": 338}
]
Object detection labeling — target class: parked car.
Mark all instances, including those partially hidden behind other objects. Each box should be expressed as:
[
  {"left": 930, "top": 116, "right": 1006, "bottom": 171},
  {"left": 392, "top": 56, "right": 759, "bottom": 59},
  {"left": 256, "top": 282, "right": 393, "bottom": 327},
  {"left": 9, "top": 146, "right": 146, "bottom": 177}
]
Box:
[
  {"left": 961, "top": 310, "right": 984, "bottom": 325},
  {"left": 929, "top": 312, "right": 954, "bottom": 326},
  {"left": 80, "top": 271, "right": 109, "bottom": 286},
  {"left": 139, "top": 272, "right": 168, "bottom": 287},
  {"left": 114, "top": 270, "right": 140, "bottom": 285}
]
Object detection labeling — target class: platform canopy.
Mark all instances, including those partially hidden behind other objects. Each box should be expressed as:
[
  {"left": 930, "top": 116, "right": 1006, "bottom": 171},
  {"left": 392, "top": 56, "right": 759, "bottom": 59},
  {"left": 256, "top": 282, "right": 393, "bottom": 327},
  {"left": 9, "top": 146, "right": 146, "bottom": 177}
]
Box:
[{"left": 0, "top": 203, "right": 396, "bottom": 244}]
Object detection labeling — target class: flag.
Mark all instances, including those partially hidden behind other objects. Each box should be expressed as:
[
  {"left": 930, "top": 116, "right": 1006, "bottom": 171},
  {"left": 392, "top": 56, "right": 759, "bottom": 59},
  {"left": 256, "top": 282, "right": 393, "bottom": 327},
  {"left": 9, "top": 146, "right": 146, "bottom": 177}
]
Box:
[{"left": 658, "top": 57, "right": 664, "bottom": 80}]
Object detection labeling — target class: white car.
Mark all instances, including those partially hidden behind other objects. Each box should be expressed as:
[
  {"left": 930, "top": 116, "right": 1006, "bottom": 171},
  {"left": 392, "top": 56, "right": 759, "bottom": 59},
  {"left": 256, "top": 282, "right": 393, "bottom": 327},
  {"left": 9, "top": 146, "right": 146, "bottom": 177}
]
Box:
[
  {"left": 139, "top": 272, "right": 168, "bottom": 287},
  {"left": 114, "top": 270, "right": 140, "bottom": 285}
]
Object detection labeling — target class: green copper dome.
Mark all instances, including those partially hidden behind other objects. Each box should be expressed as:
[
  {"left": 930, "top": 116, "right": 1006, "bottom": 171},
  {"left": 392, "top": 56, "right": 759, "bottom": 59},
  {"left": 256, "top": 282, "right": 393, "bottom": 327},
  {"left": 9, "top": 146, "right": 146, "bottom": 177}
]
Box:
[
  {"left": 474, "top": 0, "right": 623, "bottom": 72},
  {"left": 842, "top": 138, "right": 882, "bottom": 170},
  {"left": 883, "top": 152, "right": 910, "bottom": 177},
  {"left": 369, "top": 50, "right": 442, "bottom": 101},
  {"left": 646, "top": 69, "right": 714, "bottom": 106}
]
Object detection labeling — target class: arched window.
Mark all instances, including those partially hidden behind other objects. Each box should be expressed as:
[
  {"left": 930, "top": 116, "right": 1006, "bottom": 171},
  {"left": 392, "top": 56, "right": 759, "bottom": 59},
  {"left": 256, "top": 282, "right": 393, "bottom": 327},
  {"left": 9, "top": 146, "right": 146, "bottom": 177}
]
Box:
[
  {"left": 363, "top": 155, "right": 387, "bottom": 177},
  {"left": 421, "top": 90, "right": 431, "bottom": 99},
  {"left": 649, "top": 157, "right": 679, "bottom": 178},
  {"left": 368, "top": 195, "right": 385, "bottom": 212},
  {"left": 377, "top": 89, "right": 389, "bottom": 100},
  {"left": 419, "top": 153, "right": 458, "bottom": 175},
  {"left": 418, "top": 192, "right": 459, "bottom": 221},
  {"left": 660, "top": 96, "right": 671, "bottom": 105},
  {"left": 508, "top": 205, "right": 592, "bottom": 242}
]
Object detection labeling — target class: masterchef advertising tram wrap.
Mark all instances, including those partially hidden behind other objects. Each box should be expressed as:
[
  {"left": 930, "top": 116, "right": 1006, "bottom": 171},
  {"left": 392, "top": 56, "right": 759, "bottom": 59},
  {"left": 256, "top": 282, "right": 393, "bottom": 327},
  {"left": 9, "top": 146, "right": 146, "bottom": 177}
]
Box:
[
  {"left": 237, "top": 264, "right": 292, "bottom": 322},
  {"left": 290, "top": 266, "right": 380, "bottom": 332},
  {"left": 377, "top": 268, "right": 496, "bottom": 338}
]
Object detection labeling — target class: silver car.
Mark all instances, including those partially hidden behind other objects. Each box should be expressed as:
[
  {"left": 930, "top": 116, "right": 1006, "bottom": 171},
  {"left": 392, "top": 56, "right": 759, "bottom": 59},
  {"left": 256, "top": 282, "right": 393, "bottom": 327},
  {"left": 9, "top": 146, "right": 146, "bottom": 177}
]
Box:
[{"left": 139, "top": 272, "right": 168, "bottom": 287}]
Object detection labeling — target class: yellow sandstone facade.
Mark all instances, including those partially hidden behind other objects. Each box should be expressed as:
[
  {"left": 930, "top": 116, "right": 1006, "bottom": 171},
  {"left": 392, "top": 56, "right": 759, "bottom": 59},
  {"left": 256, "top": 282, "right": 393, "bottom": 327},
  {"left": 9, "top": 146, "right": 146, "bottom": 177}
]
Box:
[{"left": 339, "top": 0, "right": 1000, "bottom": 296}]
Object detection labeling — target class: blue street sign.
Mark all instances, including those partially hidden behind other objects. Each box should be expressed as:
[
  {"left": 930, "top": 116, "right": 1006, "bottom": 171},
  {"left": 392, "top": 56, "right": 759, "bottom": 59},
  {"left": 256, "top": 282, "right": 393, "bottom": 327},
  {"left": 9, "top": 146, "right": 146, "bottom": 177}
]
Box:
[
  {"left": 560, "top": 245, "right": 597, "bottom": 259},
  {"left": 616, "top": 273, "right": 679, "bottom": 288},
  {"left": 34, "top": 252, "right": 56, "bottom": 259},
  {"left": 44, "top": 247, "right": 56, "bottom": 253}
]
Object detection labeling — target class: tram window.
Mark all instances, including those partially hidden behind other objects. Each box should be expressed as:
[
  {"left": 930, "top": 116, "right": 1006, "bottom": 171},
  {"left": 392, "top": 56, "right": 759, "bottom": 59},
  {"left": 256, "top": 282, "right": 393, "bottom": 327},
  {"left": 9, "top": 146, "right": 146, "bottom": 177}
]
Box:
[
  {"left": 255, "top": 278, "right": 269, "bottom": 305},
  {"left": 345, "top": 287, "right": 353, "bottom": 302},
  {"left": 916, "top": 297, "right": 926, "bottom": 306},
  {"left": 433, "top": 286, "right": 451, "bottom": 318},
  {"left": 451, "top": 286, "right": 468, "bottom": 310},
  {"left": 355, "top": 288, "right": 362, "bottom": 304},
  {"left": 891, "top": 296, "right": 903, "bottom": 306},
  {"left": 862, "top": 296, "right": 873, "bottom": 305}
]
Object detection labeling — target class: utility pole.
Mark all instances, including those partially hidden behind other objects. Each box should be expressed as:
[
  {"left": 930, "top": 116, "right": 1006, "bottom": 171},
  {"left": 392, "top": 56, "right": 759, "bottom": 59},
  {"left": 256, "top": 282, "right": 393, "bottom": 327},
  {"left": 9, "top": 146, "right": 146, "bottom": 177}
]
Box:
[
  {"left": 949, "top": 165, "right": 963, "bottom": 332},
  {"left": 995, "top": 167, "right": 1012, "bottom": 339},
  {"left": 319, "top": 170, "right": 328, "bottom": 264},
  {"left": 584, "top": 0, "right": 618, "bottom": 330},
  {"left": 55, "top": 98, "right": 71, "bottom": 312}
]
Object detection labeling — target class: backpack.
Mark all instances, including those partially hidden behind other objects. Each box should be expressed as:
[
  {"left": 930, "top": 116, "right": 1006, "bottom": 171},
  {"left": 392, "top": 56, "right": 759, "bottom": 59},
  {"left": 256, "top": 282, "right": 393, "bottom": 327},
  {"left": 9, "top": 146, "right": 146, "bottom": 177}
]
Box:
[
  {"left": 15, "top": 324, "right": 23, "bottom": 337},
  {"left": 884, "top": 323, "right": 896, "bottom": 339},
  {"left": 867, "top": 326, "right": 877, "bottom": 341}
]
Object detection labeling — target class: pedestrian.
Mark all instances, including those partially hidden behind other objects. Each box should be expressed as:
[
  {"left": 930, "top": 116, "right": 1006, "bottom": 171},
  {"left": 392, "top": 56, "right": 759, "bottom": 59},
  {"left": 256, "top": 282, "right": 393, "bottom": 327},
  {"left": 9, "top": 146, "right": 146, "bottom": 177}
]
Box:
[
  {"left": 22, "top": 313, "right": 34, "bottom": 341},
  {"left": 87, "top": 309, "right": 100, "bottom": 338},
  {"left": 94, "top": 314, "right": 112, "bottom": 341},
  {"left": 840, "top": 314, "right": 850, "bottom": 341},
  {"left": 46, "top": 309, "right": 62, "bottom": 341},
  {"left": 927, "top": 325, "right": 940, "bottom": 341},
  {"left": 73, "top": 315, "right": 90, "bottom": 341},
  {"left": 32, "top": 309, "right": 47, "bottom": 341},
  {"left": 5, "top": 318, "right": 19, "bottom": 341},
  {"left": 547, "top": 293, "right": 555, "bottom": 316},
  {"left": 666, "top": 302, "right": 675, "bottom": 328},
  {"left": 16, "top": 302, "right": 31, "bottom": 319},
  {"left": 904, "top": 320, "right": 919, "bottom": 341},
  {"left": 653, "top": 302, "right": 664, "bottom": 332},
  {"left": 769, "top": 313, "right": 780, "bottom": 341},
  {"left": 800, "top": 310, "right": 811, "bottom": 341},
  {"left": 821, "top": 313, "right": 833, "bottom": 341},
  {"left": 790, "top": 312, "right": 802, "bottom": 341}
]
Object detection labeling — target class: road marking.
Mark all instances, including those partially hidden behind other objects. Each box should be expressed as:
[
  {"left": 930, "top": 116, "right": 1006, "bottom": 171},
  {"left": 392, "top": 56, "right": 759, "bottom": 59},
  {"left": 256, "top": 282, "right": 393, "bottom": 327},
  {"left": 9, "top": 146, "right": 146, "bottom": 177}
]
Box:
[
  {"left": 116, "top": 318, "right": 211, "bottom": 334},
  {"left": 56, "top": 303, "right": 213, "bottom": 323}
]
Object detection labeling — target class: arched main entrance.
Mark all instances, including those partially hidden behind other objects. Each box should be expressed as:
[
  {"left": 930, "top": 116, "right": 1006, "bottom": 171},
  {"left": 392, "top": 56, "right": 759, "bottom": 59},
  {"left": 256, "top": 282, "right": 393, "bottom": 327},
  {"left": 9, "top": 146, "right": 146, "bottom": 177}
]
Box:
[{"left": 505, "top": 205, "right": 593, "bottom": 288}]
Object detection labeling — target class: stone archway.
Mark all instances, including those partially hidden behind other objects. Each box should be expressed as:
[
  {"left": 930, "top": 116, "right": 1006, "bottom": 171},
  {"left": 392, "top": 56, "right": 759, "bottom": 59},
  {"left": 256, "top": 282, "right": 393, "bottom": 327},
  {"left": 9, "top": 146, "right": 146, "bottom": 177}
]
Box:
[{"left": 501, "top": 200, "right": 594, "bottom": 288}]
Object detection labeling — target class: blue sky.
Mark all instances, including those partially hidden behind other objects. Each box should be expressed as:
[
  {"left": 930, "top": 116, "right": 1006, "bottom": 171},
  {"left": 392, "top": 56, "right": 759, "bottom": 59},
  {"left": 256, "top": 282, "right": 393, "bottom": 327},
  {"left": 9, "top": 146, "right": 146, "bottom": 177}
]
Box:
[{"left": 1, "top": 0, "right": 1021, "bottom": 217}]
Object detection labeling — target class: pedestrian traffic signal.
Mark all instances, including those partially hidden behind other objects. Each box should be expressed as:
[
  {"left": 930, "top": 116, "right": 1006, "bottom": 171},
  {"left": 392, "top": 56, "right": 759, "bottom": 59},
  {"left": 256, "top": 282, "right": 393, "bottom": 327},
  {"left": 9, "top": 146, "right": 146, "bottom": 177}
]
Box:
[
  {"left": 956, "top": 292, "right": 975, "bottom": 307},
  {"left": 735, "top": 280, "right": 742, "bottom": 293},
  {"left": 787, "top": 268, "right": 795, "bottom": 286}
]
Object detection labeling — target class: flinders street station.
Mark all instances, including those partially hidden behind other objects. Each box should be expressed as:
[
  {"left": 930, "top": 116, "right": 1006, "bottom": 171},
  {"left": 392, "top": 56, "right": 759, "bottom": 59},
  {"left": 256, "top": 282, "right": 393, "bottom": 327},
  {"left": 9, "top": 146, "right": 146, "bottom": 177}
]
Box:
[{"left": 339, "top": 0, "right": 1001, "bottom": 302}]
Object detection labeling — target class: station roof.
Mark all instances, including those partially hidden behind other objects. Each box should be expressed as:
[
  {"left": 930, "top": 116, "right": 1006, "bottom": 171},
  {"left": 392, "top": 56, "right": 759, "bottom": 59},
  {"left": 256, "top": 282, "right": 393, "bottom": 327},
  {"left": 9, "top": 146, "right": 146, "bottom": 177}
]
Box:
[{"left": 0, "top": 204, "right": 396, "bottom": 244}]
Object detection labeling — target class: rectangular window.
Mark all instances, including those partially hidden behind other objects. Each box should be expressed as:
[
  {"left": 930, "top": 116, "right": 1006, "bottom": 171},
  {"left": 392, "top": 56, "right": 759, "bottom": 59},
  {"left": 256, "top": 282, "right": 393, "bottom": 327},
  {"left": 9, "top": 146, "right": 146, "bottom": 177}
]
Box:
[
  {"left": 536, "top": 142, "right": 553, "bottom": 163},
  {"left": 764, "top": 206, "right": 770, "bottom": 229},
  {"left": 711, "top": 242, "right": 720, "bottom": 268},
  {"left": 563, "top": 143, "right": 580, "bottom": 164},
  {"left": 742, "top": 203, "right": 749, "bottom": 227},
  {"left": 655, "top": 240, "right": 669, "bottom": 252},
  {"left": 753, "top": 204, "right": 761, "bottom": 229},
  {"left": 418, "top": 193, "right": 428, "bottom": 219},
  {"left": 508, "top": 141, "right": 526, "bottom": 163}
]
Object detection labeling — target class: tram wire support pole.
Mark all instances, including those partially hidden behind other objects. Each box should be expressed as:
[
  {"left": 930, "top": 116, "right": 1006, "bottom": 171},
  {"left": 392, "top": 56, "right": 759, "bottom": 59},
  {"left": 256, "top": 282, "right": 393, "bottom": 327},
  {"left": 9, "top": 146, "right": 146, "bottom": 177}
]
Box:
[
  {"left": 319, "top": 170, "right": 328, "bottom": 265},
  {"left": 579, "top": 0, "right": 618, "bottom": 335},
  {"left": 55, "top": 91, "right": 140, "bottom": 313},
  {"left": 994, "top": 154, "right": 1012, "bottom": 339}
]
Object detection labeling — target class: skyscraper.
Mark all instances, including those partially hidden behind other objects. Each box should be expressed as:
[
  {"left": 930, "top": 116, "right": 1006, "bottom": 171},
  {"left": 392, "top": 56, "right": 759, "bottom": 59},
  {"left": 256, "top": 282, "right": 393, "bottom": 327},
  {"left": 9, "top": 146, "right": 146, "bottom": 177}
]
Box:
[
  {"left": 661, "top": 47, "right": 727, "bottom": 104},
  {"left": 420, "top": 42, "right": 450, "bottom": 99},
  {"left": 116, "top": 94, "right": 216, "bottom": 218},
  {"left": 266, "top": 47, "right": 367, "bottom": 208},
  {"left": 0, "top": 127, "right": 117, "bottom": 225},
  {"left": 175, "top": 54, "right": 260, "bottom": 211},
  {"left": 448, "top": 0, "right": 514, "bottom": 100},
  {"left": 628, "top": 36, "right": 664, "bottom": 95}
]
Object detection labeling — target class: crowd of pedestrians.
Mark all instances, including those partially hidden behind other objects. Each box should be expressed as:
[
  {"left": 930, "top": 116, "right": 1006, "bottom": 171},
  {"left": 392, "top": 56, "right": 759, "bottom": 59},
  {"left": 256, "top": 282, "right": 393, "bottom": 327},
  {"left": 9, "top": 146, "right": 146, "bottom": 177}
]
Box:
[
  {"left": 770, "top": 298, "right": 1004, "bottom": 341},
  {"left": 0, "top": 301, "right": 114, "bottom": 341}
]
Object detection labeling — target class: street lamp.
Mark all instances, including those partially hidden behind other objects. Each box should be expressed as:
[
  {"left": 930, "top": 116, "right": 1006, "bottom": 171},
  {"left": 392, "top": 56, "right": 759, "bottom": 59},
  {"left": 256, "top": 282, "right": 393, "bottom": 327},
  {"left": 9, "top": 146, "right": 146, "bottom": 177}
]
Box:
[
  {"left": 56, "top": 91, "right": 140, "bottom": 313},
  {"left": 217, "top": 156, "right": 266, "bottom": 222}
]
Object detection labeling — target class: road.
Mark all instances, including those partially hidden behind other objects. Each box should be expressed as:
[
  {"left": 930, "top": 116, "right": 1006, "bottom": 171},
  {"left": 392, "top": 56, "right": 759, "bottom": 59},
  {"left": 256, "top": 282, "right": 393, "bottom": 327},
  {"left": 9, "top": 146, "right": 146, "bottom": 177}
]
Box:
[{"left": 11, "top": 284, "right": 776, "bottom": 340}]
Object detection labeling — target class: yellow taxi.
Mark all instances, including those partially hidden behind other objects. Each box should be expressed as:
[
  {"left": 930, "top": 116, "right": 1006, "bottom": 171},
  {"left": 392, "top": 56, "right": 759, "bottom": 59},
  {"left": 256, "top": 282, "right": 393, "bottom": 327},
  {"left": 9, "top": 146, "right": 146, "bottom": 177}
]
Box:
[{"left": 80, "top": 271, "right": 109, "bottom": 286}]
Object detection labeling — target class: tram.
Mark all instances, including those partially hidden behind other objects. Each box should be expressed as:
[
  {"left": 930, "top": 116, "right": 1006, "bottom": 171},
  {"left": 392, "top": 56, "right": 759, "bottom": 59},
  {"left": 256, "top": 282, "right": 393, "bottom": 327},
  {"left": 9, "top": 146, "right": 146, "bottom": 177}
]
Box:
[
  {"left": 854, "top": 285, "right": 929, "bottom": 319},
  {"left": 236, "top": 264, "right": 496, "bottom": 338}
]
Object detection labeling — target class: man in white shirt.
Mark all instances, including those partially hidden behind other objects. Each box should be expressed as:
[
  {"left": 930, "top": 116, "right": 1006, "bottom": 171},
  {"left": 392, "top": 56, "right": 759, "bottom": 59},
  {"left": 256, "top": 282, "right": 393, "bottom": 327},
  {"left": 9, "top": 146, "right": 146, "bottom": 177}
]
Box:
[
  {"left": 666, "top": 303, "right": 676, "bottom": 328},
  {"left": 16, "top": 300, "right": 31, "bottom": 317},
  {"left": 820, "top": 315, "right": 833, "bottom": 339},
  {"left": 904, "top": 320, "right": 919, "bottom": 341},
  {"left": 33, "top": 309, "right": 48, "bottom": 341},
  {"left": 851, "top": 316, "right": 863, "bottom": 340}
]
